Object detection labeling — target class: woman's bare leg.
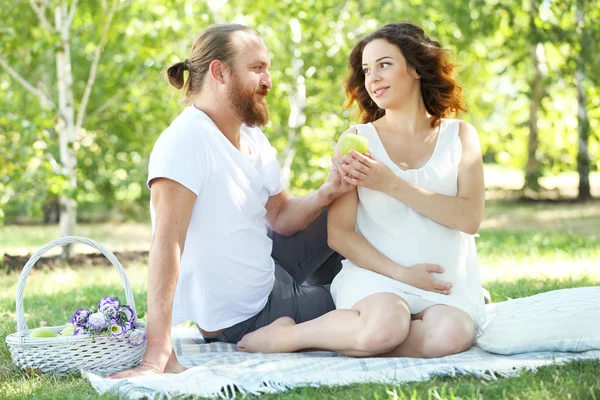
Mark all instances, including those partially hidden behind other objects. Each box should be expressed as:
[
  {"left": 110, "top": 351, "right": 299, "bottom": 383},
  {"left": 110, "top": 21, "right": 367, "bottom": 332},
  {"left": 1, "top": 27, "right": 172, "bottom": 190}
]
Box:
[
  {"left": 237, "top": 293, "right": 411, "bottom": 356},
  {"left": 383, "top": 305, "right": 475, "bottom": 358}
]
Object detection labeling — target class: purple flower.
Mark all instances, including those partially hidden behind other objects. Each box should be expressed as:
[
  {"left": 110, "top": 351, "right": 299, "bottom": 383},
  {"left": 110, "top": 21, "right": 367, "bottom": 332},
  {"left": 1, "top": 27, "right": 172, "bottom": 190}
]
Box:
[
  {"left": 71, "top": 308, "right": 91, "bottom": 327},
  {"left": 74, "top": 326, "right": 87, "bottom": 336},
  {"left": 98, "top": 296, "right": 120, "bottom": 318},
  {"left": 128, "top": 329, "right": 146, "bottom": 347},
  {"left": 119, "top": 305, "right": 136, "bottom": 329},
  {"left": 109, "top": 323, "right": 128, "bottom": 341},
  {"left": 88, "top": 312, "right": 109, "bottom": 332}
]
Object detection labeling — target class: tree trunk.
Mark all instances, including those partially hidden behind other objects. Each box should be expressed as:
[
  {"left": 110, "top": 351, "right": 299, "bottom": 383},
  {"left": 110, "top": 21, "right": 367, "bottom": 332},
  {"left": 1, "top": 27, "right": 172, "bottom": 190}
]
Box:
[
  {"left": 576, "top": 5, "right": 592, "bottom": 201},
  {"left": 279, "top": 18, "right": 306, "bottom": 191},
  {"left": 43, "top": 196, "right": 60, "bottom": 224},
  {"left": 524, "top": 0, "right": 544, "bottom": 195},
  {"left": 55, "top": 2, "right": 77, "bottom": 259}
]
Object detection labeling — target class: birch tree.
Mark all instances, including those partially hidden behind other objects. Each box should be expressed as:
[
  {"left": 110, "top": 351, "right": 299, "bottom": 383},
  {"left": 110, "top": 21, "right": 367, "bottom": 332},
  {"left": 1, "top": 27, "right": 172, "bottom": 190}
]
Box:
[
  {"left": 574, "top": 0, "right": 592, "bottom": 201},
  {"left": 0, "top": 0, "right": 118, "bottom": 258},
  {"left": 523, "top": 0, "right": 546, "bottom": 194}
]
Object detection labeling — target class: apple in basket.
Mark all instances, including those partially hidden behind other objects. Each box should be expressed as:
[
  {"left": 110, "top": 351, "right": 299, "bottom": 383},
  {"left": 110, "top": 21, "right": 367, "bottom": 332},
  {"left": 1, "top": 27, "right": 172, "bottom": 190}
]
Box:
[
  {"left": 29, "top": 327, "right": 57, "bottom": 338},
  {"left": 59, "top": 324, "right": 76, "bottom": 336},
  {"left": 340, "top": 132, "right": 369, "bottom": 157}
]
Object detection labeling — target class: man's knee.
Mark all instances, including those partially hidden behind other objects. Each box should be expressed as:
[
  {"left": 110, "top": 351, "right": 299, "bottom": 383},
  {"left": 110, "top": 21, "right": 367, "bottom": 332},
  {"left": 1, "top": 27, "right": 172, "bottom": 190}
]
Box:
[
  {"left": 305, "top": 252, "right": 343, "bottom": 285},
  {"left": 296, "top": 283, "right": 335, "bottom": 323}
]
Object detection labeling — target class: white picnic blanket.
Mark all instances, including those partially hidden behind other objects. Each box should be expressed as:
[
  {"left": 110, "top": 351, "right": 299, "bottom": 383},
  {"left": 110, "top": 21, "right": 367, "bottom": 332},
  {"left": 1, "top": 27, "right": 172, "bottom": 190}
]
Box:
[
  {"left": 87, "top": 287, "right": 600, "bottom": 398},
  {"left": 86, "top": 327, "right": 600, "bottom": 399}
]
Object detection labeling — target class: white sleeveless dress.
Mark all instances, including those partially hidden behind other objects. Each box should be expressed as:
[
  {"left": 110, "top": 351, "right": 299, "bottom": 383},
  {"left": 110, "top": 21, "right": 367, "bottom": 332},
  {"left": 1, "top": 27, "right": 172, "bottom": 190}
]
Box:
[{"left": 330, "top": 119, "right": 486, "bottom": 330}]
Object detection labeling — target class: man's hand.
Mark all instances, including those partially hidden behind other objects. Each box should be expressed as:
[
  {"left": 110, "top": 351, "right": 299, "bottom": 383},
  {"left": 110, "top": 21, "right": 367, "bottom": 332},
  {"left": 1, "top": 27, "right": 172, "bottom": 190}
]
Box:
[
  {"left": 318, "top": 157, "right": 355, "bottom": 204},
  {"left": 109, "top": 349, "right": 186, "bottom": 379},
  {"left": 108, "top": 361, "right": 163, "bottom": 379}
]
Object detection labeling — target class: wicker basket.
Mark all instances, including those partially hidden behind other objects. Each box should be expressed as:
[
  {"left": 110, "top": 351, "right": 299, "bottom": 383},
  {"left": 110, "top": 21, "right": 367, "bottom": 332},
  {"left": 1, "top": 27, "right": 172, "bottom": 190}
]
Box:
[{"left": 5, "top": 236, "right": 147, "bottom": 375}]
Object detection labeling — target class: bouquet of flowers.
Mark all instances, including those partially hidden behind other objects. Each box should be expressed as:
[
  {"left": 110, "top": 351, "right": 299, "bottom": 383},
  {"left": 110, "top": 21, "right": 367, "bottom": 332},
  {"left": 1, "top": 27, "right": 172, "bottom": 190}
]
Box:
[{"left": 71, "top": 296, "right": 146, "bottom": 347}]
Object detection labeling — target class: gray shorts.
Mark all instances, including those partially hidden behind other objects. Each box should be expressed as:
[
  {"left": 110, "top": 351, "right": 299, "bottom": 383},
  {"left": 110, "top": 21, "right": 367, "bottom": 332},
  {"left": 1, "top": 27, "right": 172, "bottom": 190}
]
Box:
[{"left": 203, "top": 209, "right": 342, "bottom": 344}]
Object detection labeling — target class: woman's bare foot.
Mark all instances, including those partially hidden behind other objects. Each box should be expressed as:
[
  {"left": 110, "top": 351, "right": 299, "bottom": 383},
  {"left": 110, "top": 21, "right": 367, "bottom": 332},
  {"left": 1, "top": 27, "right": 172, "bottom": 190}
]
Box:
[
  {"left": 164, "top": 348, "right": 187, "bottom": 374},
  {"left": 237, "top": 317, "right": 296, "bottom": 353}
]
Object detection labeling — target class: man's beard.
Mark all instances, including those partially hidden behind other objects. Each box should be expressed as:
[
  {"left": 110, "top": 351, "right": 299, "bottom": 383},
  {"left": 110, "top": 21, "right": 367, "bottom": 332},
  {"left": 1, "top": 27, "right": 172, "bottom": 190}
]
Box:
[{"left": 228, "top": 74, "right": 269, "bottom": 127}]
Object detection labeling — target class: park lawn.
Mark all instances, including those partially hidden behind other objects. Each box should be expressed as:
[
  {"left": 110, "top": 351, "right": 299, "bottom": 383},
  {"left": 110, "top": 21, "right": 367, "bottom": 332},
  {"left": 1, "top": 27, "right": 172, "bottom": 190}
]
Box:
[{"left": 1, "top": 200, "right": 599, "bottom": 399}]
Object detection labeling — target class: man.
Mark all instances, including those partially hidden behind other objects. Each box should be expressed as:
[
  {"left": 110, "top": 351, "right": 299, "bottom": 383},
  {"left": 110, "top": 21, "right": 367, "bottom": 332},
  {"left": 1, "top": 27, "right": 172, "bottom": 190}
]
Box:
[{"left": 110, "top": 23, "right": 351, "bottom": 378}]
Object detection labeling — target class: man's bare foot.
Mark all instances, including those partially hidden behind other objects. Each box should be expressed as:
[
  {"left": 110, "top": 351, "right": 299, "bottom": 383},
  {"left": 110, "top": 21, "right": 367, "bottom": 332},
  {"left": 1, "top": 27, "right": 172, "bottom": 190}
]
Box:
[{"left": 237, "top": 317, "right": 296, "bottom": 353}]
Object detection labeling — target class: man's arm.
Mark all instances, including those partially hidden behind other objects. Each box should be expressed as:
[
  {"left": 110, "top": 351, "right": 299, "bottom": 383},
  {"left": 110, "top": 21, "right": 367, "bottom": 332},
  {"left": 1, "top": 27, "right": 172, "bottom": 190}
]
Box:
[
  {"left": 264, "top": 188, "right": 328, "bottom": 237},
  {"left": 144, "top": 178, "right": 196, "bottom": 369},
  {"left": 265, "top": 131, "right": 355, "bottom": 237},
  {"left": 110, "top": 178, "right": 196, "bottom": 378}
]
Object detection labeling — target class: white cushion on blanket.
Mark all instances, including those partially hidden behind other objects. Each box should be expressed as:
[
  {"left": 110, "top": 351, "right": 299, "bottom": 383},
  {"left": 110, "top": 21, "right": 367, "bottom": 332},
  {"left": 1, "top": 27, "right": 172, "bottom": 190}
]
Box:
[{"left": 477, "top": 286, "right": 600, "bottom": 355}]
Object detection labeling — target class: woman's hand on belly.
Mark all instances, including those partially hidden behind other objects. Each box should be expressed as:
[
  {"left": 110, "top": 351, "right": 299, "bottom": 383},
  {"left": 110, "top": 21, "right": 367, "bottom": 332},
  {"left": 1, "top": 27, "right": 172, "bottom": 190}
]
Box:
[{"left": 395, "top": 263, "right": 453, "bottom": 295}]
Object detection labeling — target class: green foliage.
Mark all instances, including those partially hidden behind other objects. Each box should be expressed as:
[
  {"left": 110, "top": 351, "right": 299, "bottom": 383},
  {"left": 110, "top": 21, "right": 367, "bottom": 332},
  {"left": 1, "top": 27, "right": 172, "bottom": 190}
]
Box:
[{"left": 0, "top": 0, "right": 598, "bottom": 221}]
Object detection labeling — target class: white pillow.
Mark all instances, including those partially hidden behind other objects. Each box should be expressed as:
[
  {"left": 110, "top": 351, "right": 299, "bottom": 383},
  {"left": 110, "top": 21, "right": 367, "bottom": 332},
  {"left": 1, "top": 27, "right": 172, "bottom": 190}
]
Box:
[{"left": 477, "top": 286, "right": 600, "bottom": 355}]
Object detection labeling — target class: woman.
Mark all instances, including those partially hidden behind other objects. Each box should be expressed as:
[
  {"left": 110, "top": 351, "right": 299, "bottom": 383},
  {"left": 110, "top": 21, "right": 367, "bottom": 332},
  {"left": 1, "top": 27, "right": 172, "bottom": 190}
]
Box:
[{"left": 238, "top": 23, "right": 486, "bottom": 358}]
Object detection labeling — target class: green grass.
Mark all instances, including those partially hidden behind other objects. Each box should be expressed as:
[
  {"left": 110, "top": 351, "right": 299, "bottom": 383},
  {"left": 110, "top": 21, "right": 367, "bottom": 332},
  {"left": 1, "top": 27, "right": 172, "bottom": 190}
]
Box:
[
  {"left": 0, "top": 223, "right": 152, "bottom": 257},
  {"left": 1, "top": 200, "right": 599, "bottom": 399}
]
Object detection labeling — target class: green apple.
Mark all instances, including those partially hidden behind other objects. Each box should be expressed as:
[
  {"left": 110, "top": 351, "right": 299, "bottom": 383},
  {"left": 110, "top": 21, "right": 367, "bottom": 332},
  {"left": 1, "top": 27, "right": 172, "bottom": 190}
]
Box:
[
  {"left": 340, "top": 133, "right": 369, "bottom": 156},
  {"left": 29, "top": 327, "right": 57, "bottom": 338},
  {"left": 59, "top": 324, "right": 76, "bottom": 336}
]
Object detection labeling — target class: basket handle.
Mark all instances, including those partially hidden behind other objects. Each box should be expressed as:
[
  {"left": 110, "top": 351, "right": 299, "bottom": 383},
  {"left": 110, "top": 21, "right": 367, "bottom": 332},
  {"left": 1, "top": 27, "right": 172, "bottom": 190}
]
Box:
[{"left": 15, "top": 236, "right": 138, "bottom": 335}]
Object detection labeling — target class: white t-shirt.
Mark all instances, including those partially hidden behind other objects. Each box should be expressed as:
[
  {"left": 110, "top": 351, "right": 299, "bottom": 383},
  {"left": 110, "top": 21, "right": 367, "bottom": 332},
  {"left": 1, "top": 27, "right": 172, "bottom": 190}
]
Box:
[{"left": 147, "top": 106, "right": 283, "bottom": 331}]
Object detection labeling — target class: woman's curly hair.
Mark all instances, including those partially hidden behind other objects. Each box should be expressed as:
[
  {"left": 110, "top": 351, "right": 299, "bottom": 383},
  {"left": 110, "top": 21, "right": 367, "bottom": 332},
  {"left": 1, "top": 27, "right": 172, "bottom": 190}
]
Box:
[{"left": 345, "top": 23, "right": 466, "bottom": 127}]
